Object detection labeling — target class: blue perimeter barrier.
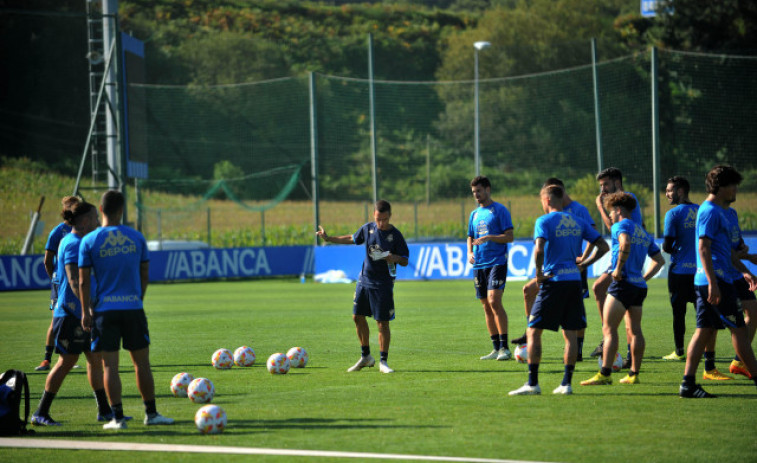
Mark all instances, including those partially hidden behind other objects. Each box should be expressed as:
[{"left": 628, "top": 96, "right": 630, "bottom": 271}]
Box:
[{"left": 3, "top": 238, "right": 757, "bottom": 291}]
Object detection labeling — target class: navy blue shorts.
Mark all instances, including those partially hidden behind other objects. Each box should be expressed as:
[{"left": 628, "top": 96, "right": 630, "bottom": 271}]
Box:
[
  {"left": 53, "top": 315, "right": 90, "bottom": 355},
  {"left": 668, "top": 272, "right": 696, "bottom": 305},
  {"left": 528, "top": 280, "right": 585, "bottom": 331},
  {"left": 473, "top": 264, "right": 507, "bottom": 299},
  {"left": 91, "top": 309, "right": 151, "bottom": 352},
  {"left": 353, "top": 282, "right": 395, "bottom": 321},
  {"left": 695, "top": 279, "right": 746, "bottom": 329},
  {"left": 607, "top": 280, "right": 647, "bottom": 309},
  {"left": 733, "top": 277, "right": 756, "bottom": 301}
]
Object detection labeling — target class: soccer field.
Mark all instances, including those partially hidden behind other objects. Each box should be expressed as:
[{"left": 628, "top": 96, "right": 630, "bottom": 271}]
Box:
[{"left": 1, "top": 278, "right": 755, "bottom": 462}]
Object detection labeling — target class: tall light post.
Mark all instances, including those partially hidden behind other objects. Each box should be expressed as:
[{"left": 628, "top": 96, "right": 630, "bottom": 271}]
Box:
[{"left": 473, "top": 41, "right": 491, "bottom": 177}]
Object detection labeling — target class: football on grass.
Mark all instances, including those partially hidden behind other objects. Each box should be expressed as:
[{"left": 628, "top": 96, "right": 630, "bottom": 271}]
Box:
[
  {"left": 233, "top": 346, "right": 256, "bottom": 367},
  {"left": 170, "top": 372, "right": 194, "bottom": 398},
  {"left": 514, "top": 344, "right": 528, "bottom": 363},
  {"left": 188, "top": 377, "right": 215, "bottom": 404},
  {"left": 195, "top": 404, "right": 227, "bottom": 434},
  {"left": 267, "top": 353, "right": 290, "bottom": 374},
  {"left": 212, "top": 348, "right": 233, "bottom": 369},
  {"left": 286, "top": 346, "right": 309, "bottom": 368},
  {"left": 598, "top": 351, "right": 624, "bottom": 372}
]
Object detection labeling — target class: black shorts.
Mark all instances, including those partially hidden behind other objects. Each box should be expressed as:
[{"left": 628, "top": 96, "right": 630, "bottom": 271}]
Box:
[
  {"left": 473, "top": 264, "right": 508, "bottom": 299},
  {"left": 733, "top": 277, "right": 757, "bottom": 301},
  {"left": 91, "top": 309, "right": 151, "bottom": 352},
  {"left": 668, "top": 272, "right": 696, "bottom": 305},
  {"left": 353, "top": 282, "right": 395, "bottom": 321},
  {"left": 607, "top": 280, "right": 648, "bottom": 310},
  {"left": 695, "top": 279, "right": 745, "bottom": 329},
  {"left": 528, "top": 280, "right": 585, "bottom": 332},
  {"left": 53, "top": 315, "right": 90, "bottom": 355}
]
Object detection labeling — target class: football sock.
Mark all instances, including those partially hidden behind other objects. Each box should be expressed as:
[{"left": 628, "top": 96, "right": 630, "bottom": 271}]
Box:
[
  {"left": 44, "top": 345, "right": 53, "bottom": 362},
  {"left": 144, "top": 399, "right": 157, "bottom": 416},
  {"left": 626, "top": 344, "right": 631, "bottom": 360},
  {"left": 682, "top": 375, "right": 695, "bottom": 387},
  {"left": 600, "top": 367, "right": 612, "bottom": 377},
  {"left": 380, "top": 351, "right": 388, "bottom": 363},
  {"left": 734, "top": 354, "right": 741, "bottom": 362},
  {"left": 629, "top": 370, "right": 638, "bottom": 377},
  {"left": 527, "top": 363, "right": 539, "bottom": 386},
  {"left": 94, "top": 389, "right": 111, "bottom": 416},
  {"left": 676, "top": 347, "right": 684, "bottom": 357},
  {"left": 672, "top": 301, "right": 686, "bottom": 351},
  {"left": 491, "top": 334, "right": 500, "bottom": 351},
  {"left": 704, "top": 351, "right": 715, "bottom": 371},
  {"left": 577, "top": 337, "right": 584, "bottom": 355},
  {"left": 561, "top": 364, "right": 575, "bottom": 386},
  {"left": 499, "top": 333, "right": 508, "bottom": 348},
  {"left": 361, "top": 346, "right": 370, "bottom": 357},
  {"left": 111, "top": 403, "right": 124, "bottom": 420},
  {"left": 37, "top": 390, "right": 55, "bottom": 417}
]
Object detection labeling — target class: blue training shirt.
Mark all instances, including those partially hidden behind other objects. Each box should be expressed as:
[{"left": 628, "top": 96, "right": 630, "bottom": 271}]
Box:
[
  {"left": 610, "top": 218, "right": 660, "bottom": 288},
  {"left": 533, "top": 212, "right": 601, "bottom": 282},
  {"left": 55, "top": 232, "right": 85, "bottom": 319},
  {"left": 725, "top": 208, "right": 745, "bottom": 281},
  {"left": 45, "top": 222, "right": 71, "bottom": 283},
  {"left": 353, "top": 222, "right": 409, "bottom": 288},
  {"left": 694, "top": 200, "right": 735, "bottom": 286},
  {"left": 468, "top": 201, "right": 513, "bottom": 269},
  {"left": 663, "top": 203, "right": 699, "bottom": 275},
  {"left": 626, "top": 191, "right": 644, "bottom": 226},
  {"left": 79, "top": 225, "right": 149, "bottom": 312},
  {"left": 564, "top": 200, "right": 595, "bottom": 227}
]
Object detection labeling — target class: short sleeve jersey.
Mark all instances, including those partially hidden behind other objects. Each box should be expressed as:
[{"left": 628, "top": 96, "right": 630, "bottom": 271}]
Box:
[
  {"left": 533, "top": 212, "right": 601, "bottom": 282},
  {"left": 45, "top": 222, "right": 71, "bottom": 283},
  {"left": 610, "top": 218, "right": 660, "bottom": 288},
  {"left": 663, "top": 203, "right": 699, "bottom": 275},
  {"left": 626, "top": 191, "right": 644, "bottom": 226},
  {"left": 468, "top": 202, "right": 513, "bottom": 270},
  {"left": 79, "top": 225, "right": 149, "bottom": 312},
  {"left": 694, "top": 200, "right": 734, "bottom": 286},
  {"left": 725, "top": 208, "right": 744, "bottom": 281},
  {"left": 563, "top": 200, "right": 595, "bottom": 227},
  {"left": 352, "top": 222, "right": 409, "bottom": 288},
  {"left": 54, "top": 232, "right": 84, "bottom": 319}
]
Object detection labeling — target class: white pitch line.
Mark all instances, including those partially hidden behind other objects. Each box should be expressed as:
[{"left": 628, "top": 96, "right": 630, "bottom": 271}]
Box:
[{"left": 0, "top": 438, "right": 554, "bottom": 463}]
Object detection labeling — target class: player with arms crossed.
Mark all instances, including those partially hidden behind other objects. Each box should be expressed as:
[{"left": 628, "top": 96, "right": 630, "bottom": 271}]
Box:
[
  {"left": 582, "top": 192, "right": 664, "bottom": 386},
  {"left": 509, "top": 185, "right": 608, "bottom": 396},
  {"left": 513, "top": 178, "right": 597, "bottom": 361},
  {"left": 467, "top": 176, "right": 515, "bottom": 361},
  {"left": 680, "top": 166, "right": 757, "bottom": 398},
  {"left": 79, "top": 191, "right": 173, "bottom": 428},
  {"left": 31, "top": 201, "right": 120, "bottom": 426},
  {"left": 317, "top": 200, "right": 409, "bottom": 374},
  {"left": 36, "top": 196, "right": 81, "bottom": 372}
]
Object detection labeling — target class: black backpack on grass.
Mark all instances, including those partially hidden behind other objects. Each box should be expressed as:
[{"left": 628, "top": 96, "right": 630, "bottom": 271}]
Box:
[{"left": 0, "top": 369, "right": 34, "bottom": 436}]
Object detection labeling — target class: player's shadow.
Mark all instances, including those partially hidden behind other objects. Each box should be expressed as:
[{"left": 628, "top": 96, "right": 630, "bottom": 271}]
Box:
[{"left": 229, "top": 417, "right": 443, "bottom": 432}]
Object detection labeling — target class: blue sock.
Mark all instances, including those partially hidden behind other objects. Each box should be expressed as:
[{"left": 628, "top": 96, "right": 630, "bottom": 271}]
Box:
[
  {"left": 380, "top": 351, "right": 388, "bottom": 363},
  {"left": 499, "top": 333, "right": 508, "bottom": 347},
  {"left": 734, "top": 354, "right": 741, "bottom": 362},
  {"left": 562, "top": 364, "right": 575, "bottom": 386},
  {"left": 704, "top": 351, "right": 715, "bottom": 371},
  {"left": 626, "top": 344, "right": 631, "bottom": 360},
  {"left": 491, "top": 334, "right": 500, "bottom": 351},
  {"left": 682, "top": 375, "right": 695, "bottom": 387},
  {"left": 600, "top": 367, "right": 612, "bottom": 377},
  {"left": 361, "top": 346, "right": 370, "bottom": 357},
  {"left": 577, "top": 337, "right": 584, "bottom": 356},
  {"left": 528, "top": 363, "right": 539, "bottom": 386}
]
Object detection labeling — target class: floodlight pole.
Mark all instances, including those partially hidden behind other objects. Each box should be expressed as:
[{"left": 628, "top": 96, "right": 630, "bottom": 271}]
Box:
[{"left": 473, "top": 41, "right": 491, "bottom": 177}]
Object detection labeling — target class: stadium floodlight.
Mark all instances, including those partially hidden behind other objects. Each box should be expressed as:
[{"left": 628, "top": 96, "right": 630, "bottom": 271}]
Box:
[{"left": 474, "top": 41, "right": 492, "bottom": 176}]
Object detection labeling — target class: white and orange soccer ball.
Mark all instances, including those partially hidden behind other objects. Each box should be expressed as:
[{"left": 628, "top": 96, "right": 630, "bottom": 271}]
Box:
[
  {"left": 194, "top": 404, "right": 227, "bottom": 434},
  {"left": 598, "top": 351, "right": 624, "bottom": 372},
  {"left": 514, "top": 344, "right": 528, "bottom": 363},
  {"left": 267, "top": 353, "right": 290, "bottom": 374},
  {"left": 187, "top": 377, "right": 215, "bottom": 404},
  {"left": 233, "top": 346, "right": 256, "bottom": 367},
  {"left": 212, "top": 348, "right": 233, "bottom": 370},
  {"left": 170, "top": 372, "right": 194, "bottom": 398},
  {"left": 286, "top": 347, "right": 309, "bottom": 368}
]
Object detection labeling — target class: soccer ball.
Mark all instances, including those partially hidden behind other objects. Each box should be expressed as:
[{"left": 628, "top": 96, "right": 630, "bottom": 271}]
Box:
[
  {"left": 267, "top": 353, "right": 290, "bottom": 374},
  {"left": 212, "top": 348, "right": 233, "bottom": 369},
  {"left": 233, "top": 346, "right": 256, "bottom": 367},
  {"left": 286, "top": 346, "right": 309, "bottom": 368},
  {"left": 170, "top": 372, "right": 194, "bottom": 398},
  {"left": 194, "top": 404, "right": 227, "bottom": 434},
  {"left": 598, "top": 351, "right": 624, "bottom": 372},
  {"left": 187, "top": 377, "right": 215, "bottom": 404},
  {"left": 514, "top": 344, "right": 528, "bottom": 363}
]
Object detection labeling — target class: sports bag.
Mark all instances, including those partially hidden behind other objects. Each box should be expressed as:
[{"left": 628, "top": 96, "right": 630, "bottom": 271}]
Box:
[{"left": 0, "top": 369, "right": 34, "bottom": 436}]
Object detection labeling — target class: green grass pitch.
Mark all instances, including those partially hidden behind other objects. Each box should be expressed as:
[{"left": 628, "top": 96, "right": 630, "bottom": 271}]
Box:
[{"left": 1, "top": 278, "right": 756, "bottom": 462}]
